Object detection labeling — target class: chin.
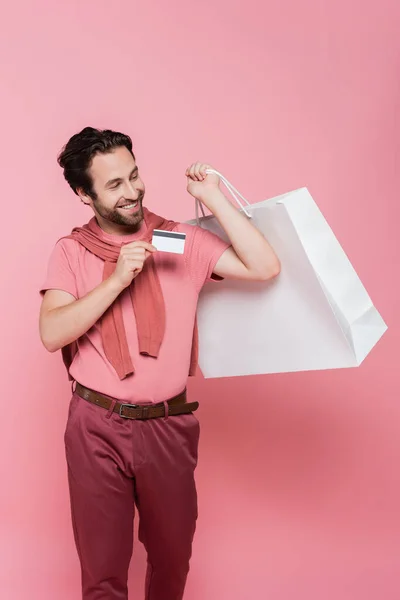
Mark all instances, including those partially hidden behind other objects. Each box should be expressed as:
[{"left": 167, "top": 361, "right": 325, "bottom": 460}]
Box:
[
  {"left": 125, "top": 211, "right": 144, "bottom": 227},
  {"left": 111, "top": 204, "right": 143, "bottom": 226}
]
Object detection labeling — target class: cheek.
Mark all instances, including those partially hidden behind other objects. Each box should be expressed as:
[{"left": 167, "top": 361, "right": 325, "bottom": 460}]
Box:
[{"left": 96, "top": 192, "right": 121, "bottom": 209}]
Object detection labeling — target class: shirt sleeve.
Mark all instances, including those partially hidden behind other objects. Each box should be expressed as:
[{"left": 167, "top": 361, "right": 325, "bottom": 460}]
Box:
[
  {"left": 40, "top": 239, "right": 78, "bottom": 299},
  {"left": 179, "top": 223, "right": 231, "bottom": 292}
]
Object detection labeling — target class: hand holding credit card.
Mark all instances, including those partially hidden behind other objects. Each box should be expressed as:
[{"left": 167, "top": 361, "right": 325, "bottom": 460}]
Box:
[{"left": 151, "top": 230, "right": 186, "bottom": 254}]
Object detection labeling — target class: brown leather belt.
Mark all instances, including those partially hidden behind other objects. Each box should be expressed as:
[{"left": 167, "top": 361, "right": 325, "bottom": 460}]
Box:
[{"left": 75, "top": 382, "right": 199, "bottom": 420}]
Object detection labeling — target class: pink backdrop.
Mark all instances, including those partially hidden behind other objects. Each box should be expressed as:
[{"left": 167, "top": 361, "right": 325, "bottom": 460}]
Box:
[{"left": 1, "top": 1, "right": 399, "bottom": 598}]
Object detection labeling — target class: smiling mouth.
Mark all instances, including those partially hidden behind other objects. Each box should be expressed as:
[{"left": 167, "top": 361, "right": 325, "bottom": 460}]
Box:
[{"left": 118, "top": 200, "right": 139, "bottom": 210}]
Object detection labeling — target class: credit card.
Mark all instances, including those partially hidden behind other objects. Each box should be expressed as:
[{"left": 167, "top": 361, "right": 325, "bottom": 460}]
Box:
[{"left": 152, "top": 230, "right": 186, "bottom": 254}]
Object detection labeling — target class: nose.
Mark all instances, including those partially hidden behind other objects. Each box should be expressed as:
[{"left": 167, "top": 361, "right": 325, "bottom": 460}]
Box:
[{"left": 124, "top": 180, "right": 140, "bottom": 200}]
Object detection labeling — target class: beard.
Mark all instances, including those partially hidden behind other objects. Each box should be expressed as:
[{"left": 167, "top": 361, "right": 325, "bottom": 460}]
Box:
[{"left": 93, "top": 191, "right": 145, "bottom": 229}]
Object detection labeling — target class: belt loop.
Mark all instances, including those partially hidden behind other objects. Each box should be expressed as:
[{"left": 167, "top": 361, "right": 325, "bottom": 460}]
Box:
[
  {"left": 106, "top": 399, "right": 117, "bottom": 419},
  {"left": 163, "top": 400, "right": 169, "bottom": 420},
  {"left": 71, "top": 379, "right": 76, "bottom": 394}
]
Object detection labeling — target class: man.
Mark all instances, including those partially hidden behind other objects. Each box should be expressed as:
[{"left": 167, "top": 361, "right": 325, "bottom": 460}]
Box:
[{"left": 39, "top": 127, "right": 280, "bottom": 600}]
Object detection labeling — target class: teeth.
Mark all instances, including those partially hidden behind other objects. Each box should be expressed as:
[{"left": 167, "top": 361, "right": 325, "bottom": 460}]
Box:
[{"left": 120, "top": 202, "right": 137, "bottom": 209}]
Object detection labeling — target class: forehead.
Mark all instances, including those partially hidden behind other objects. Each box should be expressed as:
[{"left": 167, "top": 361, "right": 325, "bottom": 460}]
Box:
[{"left": 89, "top": 147, "right": 136, "bottom": 185}]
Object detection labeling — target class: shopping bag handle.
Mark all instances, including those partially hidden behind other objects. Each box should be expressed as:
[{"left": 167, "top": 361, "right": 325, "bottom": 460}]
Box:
[{"left": 195, "top": 169, "right": 252, "bottom": 225}]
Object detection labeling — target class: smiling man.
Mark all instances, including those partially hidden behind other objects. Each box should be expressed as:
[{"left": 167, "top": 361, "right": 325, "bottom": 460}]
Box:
[{"left": 39, "top": 127, "right": 280, "bottom": 600}]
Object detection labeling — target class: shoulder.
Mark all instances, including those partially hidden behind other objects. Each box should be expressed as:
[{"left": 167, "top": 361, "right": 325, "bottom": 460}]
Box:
[
  {"left": 175, "top": 221, "right": 230, "bottom": 269},
  {"left": 48, "top": 236, "right": 81, "bottom": 269},
  {"left": 56, "top": 236, "right": 81, "bottom": 252},
  {"left": 173, "top": 222, "right": 197, "bottom": 237}
]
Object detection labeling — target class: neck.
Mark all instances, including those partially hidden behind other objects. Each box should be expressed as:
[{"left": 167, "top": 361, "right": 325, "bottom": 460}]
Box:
[{"left": 94, "top": 213, "right": 145, "bottom": 237}]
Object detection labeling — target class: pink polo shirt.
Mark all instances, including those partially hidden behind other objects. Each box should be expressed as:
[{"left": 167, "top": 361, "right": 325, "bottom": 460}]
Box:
[{"left": 41, "top": 219, "right": 230, "bottom": 404}]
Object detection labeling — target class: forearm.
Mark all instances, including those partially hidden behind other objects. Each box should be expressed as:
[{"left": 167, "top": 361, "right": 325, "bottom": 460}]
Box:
[
  {"left": 40, "top": 276, "right": 124, "bottom": 352},
  {"left": 207, "top": 189, "right": 280, "bottom": 278}
]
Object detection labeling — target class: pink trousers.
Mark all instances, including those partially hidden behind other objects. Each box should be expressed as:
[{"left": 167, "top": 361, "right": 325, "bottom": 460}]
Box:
[{"left": 64, "top": 392, "right": 200, "bottom": 600}]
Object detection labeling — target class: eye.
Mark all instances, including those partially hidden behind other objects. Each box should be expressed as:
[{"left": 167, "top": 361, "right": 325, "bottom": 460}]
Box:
[
  {"left": 130, "top": 173, "right": 139, "bottom": 181},
  {"left": 110, "top": 182, "right": 120, "bottom": 190}
]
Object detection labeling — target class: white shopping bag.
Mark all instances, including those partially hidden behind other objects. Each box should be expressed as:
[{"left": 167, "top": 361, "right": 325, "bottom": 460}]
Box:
[{"left": 187, "top": 171, "right": 387, "bottom": 378}]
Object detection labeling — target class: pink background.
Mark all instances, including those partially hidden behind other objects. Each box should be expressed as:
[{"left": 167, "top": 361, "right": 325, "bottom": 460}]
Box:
[{"left": 1, "top": 1, "right": 399, "bottom": 598}]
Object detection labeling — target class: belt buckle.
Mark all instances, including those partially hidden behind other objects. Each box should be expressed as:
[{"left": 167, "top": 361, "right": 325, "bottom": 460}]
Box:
[{"left": 119, "top": 403, "right": 140, "bottom": 419}]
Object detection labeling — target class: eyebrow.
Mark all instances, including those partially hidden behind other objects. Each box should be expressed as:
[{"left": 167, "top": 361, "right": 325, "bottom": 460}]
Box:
[{"left": 105, "top": 166, "right": 138, "bottom": 189}]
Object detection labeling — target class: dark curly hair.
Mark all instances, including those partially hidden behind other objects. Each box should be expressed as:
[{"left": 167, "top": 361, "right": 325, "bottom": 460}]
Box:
[{"left": 57, "top": 127, "right": 135, "bottom": 198}]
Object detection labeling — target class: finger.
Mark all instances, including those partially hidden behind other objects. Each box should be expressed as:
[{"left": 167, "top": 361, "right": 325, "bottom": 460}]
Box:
[
  {"left": 122, "top": 258, "right": 142, "bottom": 271},
  {"left": 199, "top": 164, "right": 209, "bottom": 180},
  {"left": 122, "top": 244, "right": 146, "bottom": 253},
  {"left": 138, "top": 250, "right": 154, "bottom": 262},
  {"left": 194, "top": 162, "right": 203, "bottom": 181},
  {"left": 123, "top": 241, "right": 157, "bottom": 252},
  {"left": 122, "top": 257, "right": 144, "bottom": 269},
  {"left": 189, "top": 163, "right": 197, "bottom": 180},
  {"left": 122, "top": 250, "right": 146, "bottom": 261},
  {"left": 192, "top": 162, "right": 203, "bottom": 180},
  {"left": 127, "top": 240, "right": 157, "bottom": 252},
  {"left": 123, "top": 248, "right": 156, "bottom": 263}
]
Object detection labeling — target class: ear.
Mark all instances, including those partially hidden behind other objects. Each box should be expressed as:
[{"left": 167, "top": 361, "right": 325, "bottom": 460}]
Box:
[{"left": 77, "top": 188, "right": 92, "bottom": 206}]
